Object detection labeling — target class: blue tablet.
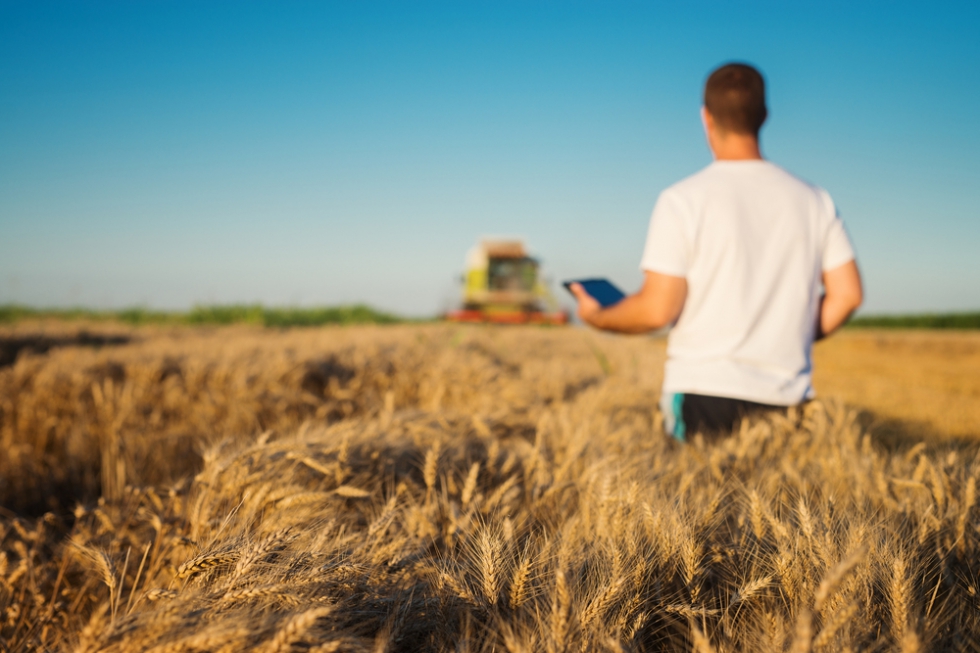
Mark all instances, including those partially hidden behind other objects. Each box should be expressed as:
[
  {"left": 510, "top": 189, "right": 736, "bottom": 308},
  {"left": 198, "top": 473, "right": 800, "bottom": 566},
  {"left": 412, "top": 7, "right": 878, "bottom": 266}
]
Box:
[{"left": 562, "top": 278, "right": 626, "bottom": 308}]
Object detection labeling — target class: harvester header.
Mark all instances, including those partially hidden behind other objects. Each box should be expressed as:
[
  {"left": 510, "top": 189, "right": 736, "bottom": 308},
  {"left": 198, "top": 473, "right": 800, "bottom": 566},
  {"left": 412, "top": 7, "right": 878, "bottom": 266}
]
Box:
[{"left": 446, "top": 239, "right": 568, "bottom": 325}]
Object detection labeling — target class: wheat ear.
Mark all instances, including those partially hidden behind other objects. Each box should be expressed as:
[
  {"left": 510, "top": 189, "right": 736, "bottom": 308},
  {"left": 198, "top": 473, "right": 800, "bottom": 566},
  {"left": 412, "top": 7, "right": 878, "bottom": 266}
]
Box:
[
  {"left": 175, "top": 551, "right": 238, "bottom": 580},
  {"left": 263, "top": 607, "right": 333, "bottom": 653},
  {"left": 478, "top": 528, "right": 502, "bottom": 605},
  {"left": 462, "top": 462, "right": 480, "bottom": 507},
  {"left": 509, "top": 552, "right": 533, "bottom": 609},
  {"left": 814, "top": 545, "right": 866, "bottom": 611}
]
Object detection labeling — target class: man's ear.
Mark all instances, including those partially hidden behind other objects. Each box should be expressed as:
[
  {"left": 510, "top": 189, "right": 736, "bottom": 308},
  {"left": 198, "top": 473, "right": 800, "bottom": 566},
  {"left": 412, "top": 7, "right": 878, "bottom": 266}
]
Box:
[
  {"left": 700, "top": 106, "right": 711, "bottom": 131},
  {"left": 701, "top": 107, "right": 719, "bottom": 140},
  {"left": 701, "top": 106, "right": 717, "bottom": 155}
]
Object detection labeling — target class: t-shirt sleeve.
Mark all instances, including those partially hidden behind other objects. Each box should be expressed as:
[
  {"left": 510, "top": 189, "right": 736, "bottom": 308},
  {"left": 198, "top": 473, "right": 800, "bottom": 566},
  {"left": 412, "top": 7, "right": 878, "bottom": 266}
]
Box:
[
  {"left": 820, "top": 192, "right": 856, "bottom": 271},
  {"left": 640, "top": 189, "right": 689, "bottom": 276}
]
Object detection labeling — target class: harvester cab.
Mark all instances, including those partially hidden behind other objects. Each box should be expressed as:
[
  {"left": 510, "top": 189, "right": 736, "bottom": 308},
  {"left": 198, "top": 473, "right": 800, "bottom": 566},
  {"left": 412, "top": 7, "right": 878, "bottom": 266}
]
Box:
[{"left": 446, "top": 239, "right": 568, "bottom": 325}]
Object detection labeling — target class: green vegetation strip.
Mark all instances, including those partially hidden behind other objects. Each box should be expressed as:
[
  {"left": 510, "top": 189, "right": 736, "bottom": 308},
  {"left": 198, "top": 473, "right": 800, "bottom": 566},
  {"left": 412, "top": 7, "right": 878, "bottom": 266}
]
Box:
[
  {"left": 0, "top": 304, "right": 403, "bottom": 327},
  {"left": 848, "top": 312, "right": 980, "bottom": 329},
  {"left": 5, "top": 304, "right": 977, "bottom": 329}
]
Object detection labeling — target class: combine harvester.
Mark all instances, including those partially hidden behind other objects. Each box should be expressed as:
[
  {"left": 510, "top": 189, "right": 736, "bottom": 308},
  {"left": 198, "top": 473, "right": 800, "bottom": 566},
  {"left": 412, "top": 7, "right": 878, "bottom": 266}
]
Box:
[{"left": 446, "top": 239, "right": 568, "bottom": 325}]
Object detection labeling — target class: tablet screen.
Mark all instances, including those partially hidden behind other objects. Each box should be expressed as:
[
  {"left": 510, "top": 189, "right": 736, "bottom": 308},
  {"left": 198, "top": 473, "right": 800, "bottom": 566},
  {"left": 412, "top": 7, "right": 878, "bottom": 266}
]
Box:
[{"left": 562, "top": 278, "right": 626, "bottom": 308}]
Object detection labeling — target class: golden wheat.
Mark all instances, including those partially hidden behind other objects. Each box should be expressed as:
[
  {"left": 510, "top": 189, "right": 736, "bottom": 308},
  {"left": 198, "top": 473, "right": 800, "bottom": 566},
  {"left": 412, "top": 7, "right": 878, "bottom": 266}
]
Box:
[{"left": 1, "top": 322, "right": 979, "bottom": 651}]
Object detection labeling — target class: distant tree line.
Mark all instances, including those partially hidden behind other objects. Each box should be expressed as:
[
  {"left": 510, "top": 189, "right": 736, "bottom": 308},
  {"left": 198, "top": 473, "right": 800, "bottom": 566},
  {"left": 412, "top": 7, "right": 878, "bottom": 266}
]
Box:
[
  {"left": 0, "top": 304, "right": 404, "bottom": 326},
  {"left": 2, "top": 304, "right": 979, "bottom": 329},
  {"left": 847, "top": 312, "right": 980, "bottom": 329}
]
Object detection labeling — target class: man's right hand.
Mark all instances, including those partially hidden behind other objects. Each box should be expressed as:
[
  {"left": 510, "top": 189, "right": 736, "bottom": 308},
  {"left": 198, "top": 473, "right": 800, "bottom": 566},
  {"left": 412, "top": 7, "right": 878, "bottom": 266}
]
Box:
[
  {"left": 573, "top": 271, "right": 687, "bottom": 334},
  {"left": 569, "top": 283, "right": 603, "bottom": 326}
]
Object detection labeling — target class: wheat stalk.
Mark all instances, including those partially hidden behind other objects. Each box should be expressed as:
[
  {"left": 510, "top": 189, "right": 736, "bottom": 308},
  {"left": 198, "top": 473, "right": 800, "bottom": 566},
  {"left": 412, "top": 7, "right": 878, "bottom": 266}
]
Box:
[
  {"left": 175, "top": 551, "right": 238, "bottom": 580},
  {"left": 581, "top": 575, "right": 624, "bottom": 626},
  {"left": 333, "top": 485, "right": 372, "bottom": 499},
  {"left": 462, "top": 462, "right": 480, "bottom": 507},
  {"left": 509, "top": 551, "right": 533, "bottom": 609},
  {"left": 234, "top": 528, "right": 293, "bottom": 578},
  {"left": 478, "top": 527, "right": 502, "bottom": 605},
  {"left": 889, "top": 554, "right": 913, "bottom": 645},
  {"left": 550, "top": 568, "right": 571, "bottom": 647},
  {"left": 814, "top": 545, "right": 866, "bottom": 612},
  {"left": 218, "top": 585, "right": 283, "bottom": 605},
  {"left": 263, "top": 607, "right": 332, "bottom": 653},
  {"left": 690, "top": 624, "right": 717, "bottom": 653},
  {"left": 732, "top": 575, "right": 772, "bottom": 607},
  {"left": 789, "top": 609, "right": 813, "bottom": 653},
  {"left": 424, "top": 443, "right": 441, "bottom": 492},
  {"left": 813, "top": 601, "right": 858, "bottom": 649},
  {"left": 956, "top": 475, "right": 976, "bottom": 553}
]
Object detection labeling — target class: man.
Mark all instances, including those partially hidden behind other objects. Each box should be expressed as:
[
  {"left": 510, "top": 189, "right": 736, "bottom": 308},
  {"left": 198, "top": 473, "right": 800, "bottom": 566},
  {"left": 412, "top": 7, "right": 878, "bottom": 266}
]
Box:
[{"left": 570, "top": 63, "right": 863, "bottom": 440}]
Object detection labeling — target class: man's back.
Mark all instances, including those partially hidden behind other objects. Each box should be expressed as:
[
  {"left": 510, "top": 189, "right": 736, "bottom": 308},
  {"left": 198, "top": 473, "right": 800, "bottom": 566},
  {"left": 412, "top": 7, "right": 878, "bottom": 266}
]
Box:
[
  {"left": 569, "top": 62, "right": 862, "bottom": 438},
  {"left": 641, "top": 160, "right": 854, "bottom": 405}
]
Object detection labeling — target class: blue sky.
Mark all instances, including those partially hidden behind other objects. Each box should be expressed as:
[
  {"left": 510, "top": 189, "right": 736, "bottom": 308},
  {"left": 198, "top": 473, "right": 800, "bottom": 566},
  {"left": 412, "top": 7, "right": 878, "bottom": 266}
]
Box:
[{"left": 1, "top": 1, "right": 978, "bottom": 316}]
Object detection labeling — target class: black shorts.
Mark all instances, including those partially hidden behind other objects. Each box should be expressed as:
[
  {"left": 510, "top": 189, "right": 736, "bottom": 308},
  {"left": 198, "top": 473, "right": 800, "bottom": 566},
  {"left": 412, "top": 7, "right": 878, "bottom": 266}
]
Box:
[{"left": 660, "top": 392, "right": 789, "bottom": 441}]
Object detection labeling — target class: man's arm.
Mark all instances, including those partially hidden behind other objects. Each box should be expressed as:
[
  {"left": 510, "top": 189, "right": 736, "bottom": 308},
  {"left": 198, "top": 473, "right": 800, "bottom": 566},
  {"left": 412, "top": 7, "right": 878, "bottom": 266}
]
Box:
[
  {"left": 570, "top": 270, "right": 687, "bottom": 334},
  {"left": 817, "top": 259, "right": 863, "bottom": 340}
]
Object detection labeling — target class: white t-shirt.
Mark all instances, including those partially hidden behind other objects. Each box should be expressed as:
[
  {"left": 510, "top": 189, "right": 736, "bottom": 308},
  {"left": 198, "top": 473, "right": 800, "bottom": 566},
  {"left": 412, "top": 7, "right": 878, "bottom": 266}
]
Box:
[{"left": 640, "top": 160, "right": 855, "bottom": 406}]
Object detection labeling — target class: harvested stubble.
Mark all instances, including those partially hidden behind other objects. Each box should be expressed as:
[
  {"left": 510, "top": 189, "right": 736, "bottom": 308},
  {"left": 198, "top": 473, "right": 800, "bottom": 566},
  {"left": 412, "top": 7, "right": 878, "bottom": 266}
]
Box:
[{"left": 1, "top": 323, "right": 979, "bottom": 652}]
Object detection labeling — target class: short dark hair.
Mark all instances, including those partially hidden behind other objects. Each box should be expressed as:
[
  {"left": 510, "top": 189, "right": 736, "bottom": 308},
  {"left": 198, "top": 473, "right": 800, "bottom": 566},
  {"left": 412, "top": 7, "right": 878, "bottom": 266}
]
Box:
[{"left": 704, "top": 63, "right": 767, "bottom": 136}]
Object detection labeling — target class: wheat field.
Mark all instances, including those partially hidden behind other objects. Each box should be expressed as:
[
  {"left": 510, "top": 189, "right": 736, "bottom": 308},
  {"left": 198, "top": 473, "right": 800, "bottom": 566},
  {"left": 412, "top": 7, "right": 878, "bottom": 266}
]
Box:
[
  {"left": 1, "top": 322, "right": 978, "bottom": 652},
  {"left": 813, "top": 330, "right": 980, "bottom": 442}
]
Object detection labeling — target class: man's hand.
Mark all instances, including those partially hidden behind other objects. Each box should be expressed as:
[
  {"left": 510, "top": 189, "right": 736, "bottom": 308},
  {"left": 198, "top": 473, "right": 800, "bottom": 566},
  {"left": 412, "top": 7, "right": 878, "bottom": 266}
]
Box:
[
  {"left": 570, "top": 271, "right": 687, "bottom": 334},
  {"left": 817, "top": 259, "right": 863, "bottom": 340},
  {"left": 569, "top": 283, "right": 602, "bottom": 326}
]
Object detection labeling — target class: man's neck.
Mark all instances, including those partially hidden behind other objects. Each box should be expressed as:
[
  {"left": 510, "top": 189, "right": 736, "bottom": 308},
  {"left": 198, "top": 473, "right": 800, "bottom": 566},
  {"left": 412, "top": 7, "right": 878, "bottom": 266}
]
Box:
[{"left": 711, "top": 132, "right": 763, "bottom": 161}]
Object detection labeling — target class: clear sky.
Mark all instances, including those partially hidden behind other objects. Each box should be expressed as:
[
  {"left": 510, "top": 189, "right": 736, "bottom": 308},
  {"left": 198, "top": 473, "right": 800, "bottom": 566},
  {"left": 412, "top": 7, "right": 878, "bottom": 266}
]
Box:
[{"left": 2, "top": 1, "right": 978, "bottom": 316}]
